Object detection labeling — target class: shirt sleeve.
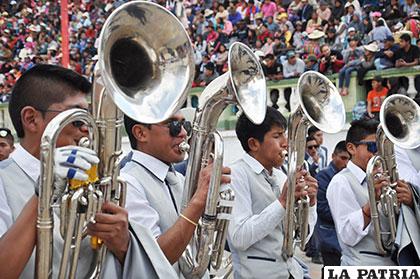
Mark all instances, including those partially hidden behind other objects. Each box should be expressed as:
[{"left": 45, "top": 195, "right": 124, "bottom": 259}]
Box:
[
  {"left": 395, "top": 146, "right": 420, "bottom": 188},
  {"left": 0, "top": 178, "right": 13, "bottom": 236},
  {"left": 228, "top": 165, "right": 285, "bottom": 251},
  {"left": 326, "top": 174, "right": 370, "bottom": 247},
  {"left": 122, "top": 172, "right": 162, "bottom": 238}
]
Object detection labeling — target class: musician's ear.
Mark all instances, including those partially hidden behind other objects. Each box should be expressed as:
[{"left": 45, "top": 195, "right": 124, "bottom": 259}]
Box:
[
  {"left": 247, "top": 137, "right": 260, "bottom": 152},
  {"left": 21, "top": 106, "right": 43, "bottom": 135},
  {"left": 346, "top": 142, "right": 356, "bottom": 157},
  {"left": 132, "top": 124, "right": 148, "bottom": 145}
]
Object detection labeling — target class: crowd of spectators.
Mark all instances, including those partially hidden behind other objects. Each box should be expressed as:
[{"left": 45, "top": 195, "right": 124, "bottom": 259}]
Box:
[{"left": 0, "top": 0, "right": 419, "bottom": 105}]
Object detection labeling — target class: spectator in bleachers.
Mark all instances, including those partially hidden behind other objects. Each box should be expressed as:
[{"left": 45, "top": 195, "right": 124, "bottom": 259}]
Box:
[
  {"left": 300, "top": 0, "right": 315, "bottom": 24},
  {"left": 262, "top": 53, "right": 284, "bottom": 80},
  {"left": 369, "top": 18, "right": 393, "bottom": 46},
  {"left": 316, "top": 0, "right": 332, "bottom": 22},
  {"left": 332, "top": 0, "right": 345, "bottom": 19},
  {"left": 324, "top": 27, "right": 343, "bottom": 51},
  {"left": 319, "top": 44, "right": 345, "bottom": 74},
  {"left": 338, "top": 36, "right": 364, "bottom": 96},
  {"left": 374, "top": 35, "right": 399, "bottom": 69},
  {"left": 196, "top": 62, "right": 219, "bottom": 87},
  {"left": 303, "top": 29, "right": 324, "bottom": 58},
  {"left": 283, "top": 50, "right": 306, "bottom": 78},
  {"left": 305, "top": 54, "right": 319, "bottom": 71},
  {"left": 367, "top": 76, "right": 388, "bottom": 120}
]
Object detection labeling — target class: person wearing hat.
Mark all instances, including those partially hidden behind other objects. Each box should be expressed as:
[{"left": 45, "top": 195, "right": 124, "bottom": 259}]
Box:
[
  {"left": 366, "top": 76, "right": 388, "bottom": 120},
  {"left": 0, "top": 128, "right": 14, "bottom": 161},
  {"left": 305, "top": 29, "right": 325, "bottom": 56},
  {"left": 374, "top": 35, "right": 399, "bottom": 70},
  {"left": 283, "top": 51, "right": 305, "bottom": 79},
  {"left": 305, "top": 54, "right": 319, "bottom": 71},
  {"left": 196, "top": 62, "right": 219, "bottom": 87}
]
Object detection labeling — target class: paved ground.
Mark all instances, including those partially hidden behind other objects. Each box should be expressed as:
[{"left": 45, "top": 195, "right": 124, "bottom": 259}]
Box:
[{"left": 295, "top": 249, "right": 323, "bottom": 279}]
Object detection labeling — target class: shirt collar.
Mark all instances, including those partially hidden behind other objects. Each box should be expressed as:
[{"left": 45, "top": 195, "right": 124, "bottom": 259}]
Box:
[
  {"left": 347, "top": 160, "right": 366, "bottom": 184},
  {"left": 10, "top": 144, "right": 40, "bottom": 182},
  {"left": 131, "top": 150, "right": 170, "bottom": 182},
  {"left": 243, "top": 153, "right": 265, "bottom": 175}
]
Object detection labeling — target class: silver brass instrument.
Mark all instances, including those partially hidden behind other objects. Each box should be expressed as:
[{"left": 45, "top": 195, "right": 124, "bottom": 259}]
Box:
[
  {"left": 179, "top": 42, "right": 267, "bottom": 278},
  {"left": 36, "top": 1, "right": 194, "bottom": 278},
  {"left": 366, "top": 94, "right": 420, "bottom": 255},
  {"left": 282, "top": 71, "right": 346, "bottom": 258}
]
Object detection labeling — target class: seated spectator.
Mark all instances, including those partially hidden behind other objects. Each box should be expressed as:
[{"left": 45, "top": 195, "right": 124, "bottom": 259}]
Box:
[
  {"left": 319, "top": 44, "right": 345, "bottom": 74},
  {"left": 261, "top": 37, "right": 275, "bottom": 55},
  {"left": 303, "top": 30, "right": 324, "bottom": 58},
  {"left": 374, "top": 35, "right": 399, "bottom": 70},
  {"left": 405, "top": 12, "right": 420, "bottom": 39},
  {"left": 228, "top": 6, "right": 243, "bottom": 26},
  {"left": 367, "top": 76, "right": 388, "bottom": 120},
  {"left": 317, "top": 1, "right": 332, "bottom": 22},
  {"left": 305, "top": 54, "right": 319, "bottom": 71},
  {"left": 261, "top": 0, "right": 277, "bottom": 19},
  {"left": 283, "top": 50, "right": 305, "bottom": 78},
  {"left": 262, "top": 54, "right": 283, "bottom": 80},
  {"left": 196, "top": 62, "right": 219, "bottom": 87},
  {"left": 211, "top": 44, "right": 228, "bottom": 74},
  {"left": 277, "top": 12, "right": 295, "bottom": 33},
  {"left": 266, "top": 16, "right": 279, "bottom": 33},
  {"left": 292, "top": 21, "right": 305, "bottom": 50},
  {"left": 306, "top": 11, "right": 322, "bottom": 34},
  {"left": 338, "top": 37, "right": 364, "bottom": 96},
  {"left": 324, "top": 27, "right": 343, "bottom": 52},
  {"left": 273, "top": 36, "right": 290, "bottom": 59},
  {"left": 332, "top": 0, "right": 345, "bottom": 19},
  {"left": 369, "top": 18, "right": 392, "bottom": 47},
  {"left": 257, "top": 24, "right": 273, "bottom": 43},
  {"left": 299, "top": 0, "right": 314, "bottom": 24},
  {"left": 343, "top": 27, "right": 358, "bottom": 49},
  {"left": 276, "top": 24, "right": 293, "bottom": 48},
  {"left": 394, "top": 33, "right": 420, "bottom": 68},
  {"left": 383, "top": 0, "right": 404, "bottom": 25},
  {"left": 356, "top": 42, "right": 380, "bottom": 86}
]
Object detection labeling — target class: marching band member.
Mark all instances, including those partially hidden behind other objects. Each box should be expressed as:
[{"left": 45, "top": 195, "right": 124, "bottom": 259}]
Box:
[
  {"left": 121, "top": 112, "right": 230, "bottom": 277},
  {"left": 326, "top": 119, "right": 417, "bottom": 266},
  {"left": 0, "top": 64, "right": 177, "bottom": 278},
  {"left": 227, "top": 107, "right": 318, "bottom": 279}
]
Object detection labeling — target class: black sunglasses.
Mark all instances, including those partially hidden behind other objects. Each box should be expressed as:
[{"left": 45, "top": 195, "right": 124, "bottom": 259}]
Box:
[
  {"left": 307, "top": 145, "right": 319, "bottom": 150},
  {"left": 355, "top": 141, "right": 377, "bottom": 154},
  {"left": 158, "top": 119, "right": 192, "bottom": 137},
  {"left": 36, "top": 108, "right": 87, "bottom": 128}
]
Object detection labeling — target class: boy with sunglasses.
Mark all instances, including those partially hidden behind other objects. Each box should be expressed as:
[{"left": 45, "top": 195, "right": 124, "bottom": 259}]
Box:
[
  {"left": 326, "top": 119, "right": 416, "bottom": 266},
  {"left": 227, "top": 107, "right": 318, "bottom": 278},
  {"left": 0, "top": 64, "right": 177, "bottom": 278},
  {"left": 122, "top": 113, "right": 230, "bottom": 276}
]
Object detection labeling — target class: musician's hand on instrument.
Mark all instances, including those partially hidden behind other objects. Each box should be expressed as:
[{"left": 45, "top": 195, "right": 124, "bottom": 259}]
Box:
[
  {"left": 294, "top": 177, "right": 307, "bottom": 201},
  {"left": 396, "top": 180, "right": 414, "bottom": 208},
  {"left": 192, "top": 163, "right": 231, "bottom": 209},
  {"left": 304, "top": 174, "right": 318, "bottom": 206},
  {"left": 87, "top": 202, "right": 130, "bottom": 264},
  {"left": 373, "top": 175, "right": 389, "bottom": 201},
  {"left": 54, "top": 146, "right": 99, "bottom": 181},
  {"left": 279, "top": 182, "right": 288, "bottom": 208}
]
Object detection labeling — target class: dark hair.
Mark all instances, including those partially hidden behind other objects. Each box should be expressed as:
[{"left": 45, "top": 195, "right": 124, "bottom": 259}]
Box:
[
  {"left": 236, "top": 106, "right": 287, "bottom": 153},
  {"left": 400, "top": 33, "right": 411, "bottom": 42},
  {"left": 0, "top": 128, "right": 14, "bottom": 146},
  {"left": 9, "top": 64, "right": 91, "bottom": 138},
  {"left": 333, "top": 140, "right": 347, "bottom": 154},
  {"left": 124, "top": 115, "right": 151, "bottom": 149},
  {"left": 306, "top": 135, "right": 316, "bottom": 143},
  {"left": 308, "top": 125, "right": 320, "bottom": 137},
  {"left": 346, "top": 119, "right": 379, "bottom": 144}
]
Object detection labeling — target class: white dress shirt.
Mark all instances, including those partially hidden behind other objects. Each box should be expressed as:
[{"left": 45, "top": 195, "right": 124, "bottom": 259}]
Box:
[
  {"left": 228, "top": 153, "right": 317, "bottom": 250},
  {"left": 395, "top": 146, "right": 420, "bottom": 189},
  {"left": 0, "top": 145, "right": 39, "bottom": 236},
  {"left": 326, "top": 160, "right": 371, "bottom": 247},
  {"left": 121, "top": 150, "right": 174, "bottom": 238}
]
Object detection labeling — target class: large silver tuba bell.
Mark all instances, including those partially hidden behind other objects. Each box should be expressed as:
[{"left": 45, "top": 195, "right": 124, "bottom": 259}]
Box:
[
  {"left": 35, "top": 1, "right": 194, "bottom": 278},
  {"left": 179, "top": 42, "right": 267, "bottom": 278},
  {"left": 282, "top": 71, "right": 346, "bottom": 258},
  {"left": 366, "top": 94, "right": 420, "bottom": 255}
]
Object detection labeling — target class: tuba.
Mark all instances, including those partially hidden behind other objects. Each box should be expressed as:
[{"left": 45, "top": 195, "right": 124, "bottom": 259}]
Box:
[
  {"left": 282, "top": 71, "right": 346, "bottom": 258},
  {"left": 366, "top": 94, "right": 420, "bottom": 255},
  {"left": 179, "top": 42, "right": 267, "bottom": 278},
  {"left": 36, "top": 1, "right": 194, "bottom": 278}
]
